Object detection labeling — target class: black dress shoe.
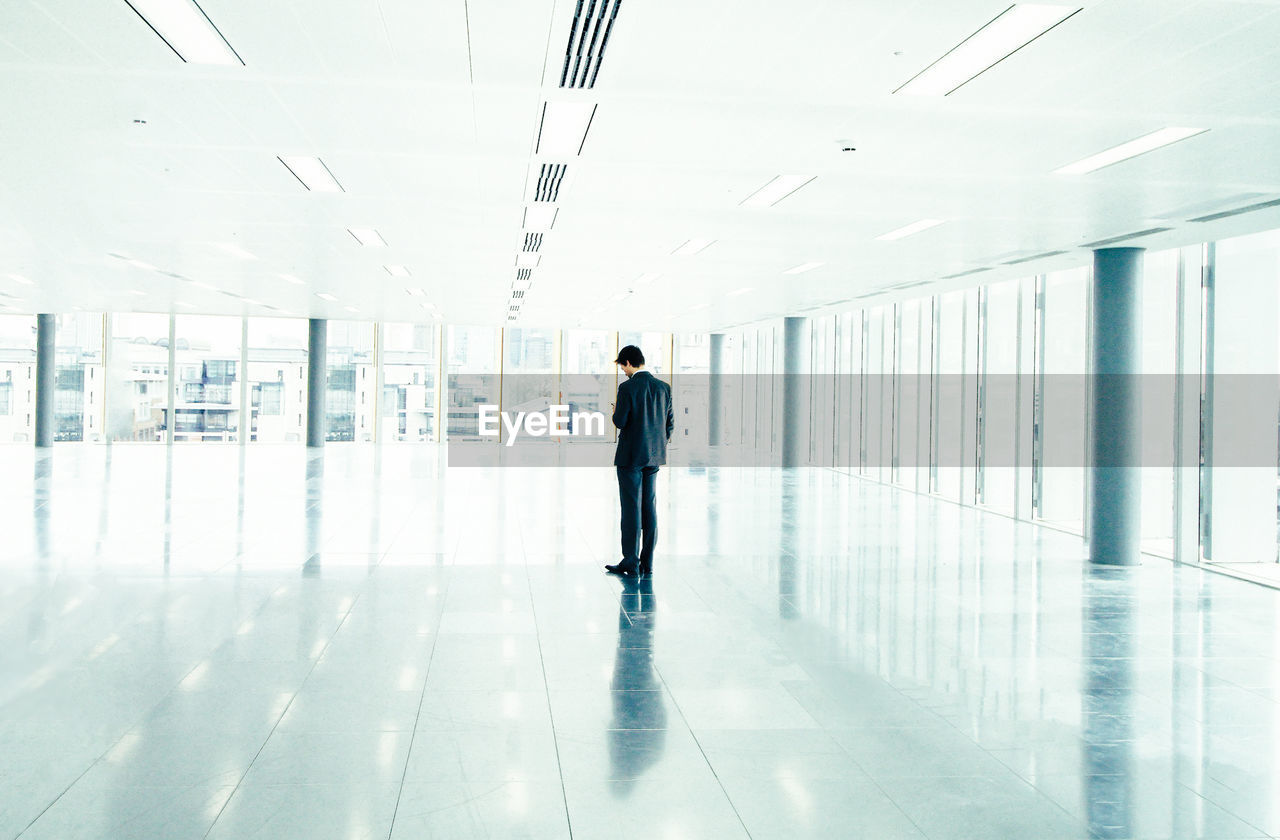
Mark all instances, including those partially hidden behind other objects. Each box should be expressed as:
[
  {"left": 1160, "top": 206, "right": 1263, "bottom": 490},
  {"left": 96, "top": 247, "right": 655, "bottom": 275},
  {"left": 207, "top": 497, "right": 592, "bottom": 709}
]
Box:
[
  {"left": 605, "top": 563, "right": 639, "bottom": 577},
  {"left": 638, "top": 564, "right": 653, "bottom": 577}
]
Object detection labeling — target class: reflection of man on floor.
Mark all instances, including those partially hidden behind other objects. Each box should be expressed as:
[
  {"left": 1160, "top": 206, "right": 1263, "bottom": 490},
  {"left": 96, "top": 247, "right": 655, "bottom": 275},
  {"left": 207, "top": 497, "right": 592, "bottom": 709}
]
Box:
[
  {"left": 609, "top": 576, "right": 666, "bottom": 796},
  {"left": 606, "top": 345, "right": 673, "bottom": 578}
]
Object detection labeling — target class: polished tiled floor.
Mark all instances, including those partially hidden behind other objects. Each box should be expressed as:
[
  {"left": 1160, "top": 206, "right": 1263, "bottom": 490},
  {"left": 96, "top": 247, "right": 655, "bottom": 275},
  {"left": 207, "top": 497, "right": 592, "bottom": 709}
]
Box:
[{"left": 3, "top": 444, "right": 1280, "bottom": 839}]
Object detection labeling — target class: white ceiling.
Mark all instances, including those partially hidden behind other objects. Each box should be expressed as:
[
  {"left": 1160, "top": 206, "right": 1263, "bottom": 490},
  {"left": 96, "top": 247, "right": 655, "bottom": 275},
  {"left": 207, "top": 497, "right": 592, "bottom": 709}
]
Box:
[{"left": 1, "top": 0, "right": 1280, "bottom": 331}]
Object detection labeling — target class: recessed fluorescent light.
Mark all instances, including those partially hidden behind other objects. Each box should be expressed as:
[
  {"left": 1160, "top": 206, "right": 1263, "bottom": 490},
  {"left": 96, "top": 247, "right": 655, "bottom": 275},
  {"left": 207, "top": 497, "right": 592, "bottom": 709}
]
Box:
[
  {"left": 345, "top": 306, "right": 359, "bottom": 313},
  {"left": 740, "top": 175, "right": 816, "bottom": 208},
  {"left": 123, "top": 0, "right": 243, "bottom": 66},
  {"left": 524, "top": 205, "right": 559, "bottom": 232},
  {"left": 512, "top": 280, "right": 533, "bottom": 292},
  {"left": 536, "top": 101, "right": 598, "bottom": 157},
  {"left": 191, "top": 280, "right": 217, "bottom": 290},
  {"left": 219, "top": 243, "right": 256, "bottom": 260},
  {"left": 516, "top": 253, "right": 541, "bottom": 269},
  {"left": 635, "top": 273, "right": 661, "bottom": 285},
  {"left": 406, "top": 288, "right": 426, "bottom": 297},
  {"left": 278, "top": 156, "right": 343, "bottom": 192},
  {"left": 783, "top": 262, "right": 824, "bottom": 275},
  {"left": 8, "top": 274, "right": 34, "bottom": 285},
  {"left": 128, "top": 290, "right": 146, "bottom": 296},
  {"left": 895, "top": 4, "right": 1080, "bottom": 96},
  {"left": 877, "top": 219, "right": 944, "bottom": 241},
  {"left": 175, "top": 301, "right": 196, "bottom": 308},
  {"left": 384, "top": 265, "right": 411, "bottom": 277},
  {"left": 1053, "top": 127, "right": 1209, "bottom": 175},
  {"left": 672, "top": 239, "right": 715, "bottom": 256},
  {"left": 348, "top": 228, "right": 387, "bottom": 247},
  {"left": 727, "top": 287, "right": 753, "bottom": 297},
  {"left": 128, "top": 259, "right": 157, "bottom": 271},
  {"left": 316, "top": 293, "right": 337, "bottom": 302},
  {"left": 278, "top": 273, "right": 305, "bottom": 285}
]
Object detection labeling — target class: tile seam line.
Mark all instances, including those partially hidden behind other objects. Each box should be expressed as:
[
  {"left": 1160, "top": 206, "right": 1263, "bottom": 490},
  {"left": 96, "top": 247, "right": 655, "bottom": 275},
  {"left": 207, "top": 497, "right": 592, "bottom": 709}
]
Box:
[
  {"left": 822, "top": 465, "right": 1280, "bottom": 594},
  {"left": 200, "top": 586, "right": 372, "bottom": 839},
  {"left": 384, "top": 556, "right": 456, "bottom": 839},
  {"left": 524, "top": 508, "right": 576, "bottom": 840},
  {"left": 12, "top": 576, "right": 304, "bottom": 840},
  {"left": 624, "top": 577, "right": 756, "bottom": 840}
]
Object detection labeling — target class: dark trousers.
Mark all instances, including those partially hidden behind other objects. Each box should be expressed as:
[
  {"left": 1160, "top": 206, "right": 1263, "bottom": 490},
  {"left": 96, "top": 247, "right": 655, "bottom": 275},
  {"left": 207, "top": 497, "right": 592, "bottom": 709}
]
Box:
[{"left": 617, "top": 466, "right": 659, "bottom": 569}]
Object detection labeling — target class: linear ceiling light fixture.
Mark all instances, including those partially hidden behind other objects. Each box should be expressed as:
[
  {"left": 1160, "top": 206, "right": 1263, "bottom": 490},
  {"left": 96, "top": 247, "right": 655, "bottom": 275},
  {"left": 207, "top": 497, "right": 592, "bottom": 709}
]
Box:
[
  {"left": 1053, "top": 127, "right": 1209, "bottom": 175},
  {"left": 524, "top": 205, "right": 559, "bottom": 232},
  {"left": 895, "top": 4, "right": 1080, "bottom": 96},
  {"left": 123, "top": 0, "right": 244, "bottom": 66},
  {"left": 278, "top": 156, "right": 344, "bottom": 192},
  {"left": 316, "top": 293, "right": 337, "bottom": 301},
  {"left": 278, "top": 273, "right": 305, "bottom": 285},
  {"left": 740, "top": 175, "right": 816, "bottom": 208},
  {"left": 516, "top": 253, "right": 541, "bottom": 269},
  {"left": 8, "top": 274, "right": 34, "bottom": 285},
  {"left": 348, "top": 228, "right": 387, "bottom": 247},
  {"left": 406, "top": 288, "right": 426, "bottom": 297},
  {"left": 727, "top": 287, "right": 753, "bottom": 297},
  {"left": 876, "top": 219, "right": 944, "bottom": 241},
  {"left": 783, "top": 262, "right": 824, "bottom": 275},
  {"left": 536, "top": 101, "right": 598, "bottom": 157},
  {"left": 672, "top": 239, "right": 715, "bottom": 256},
  {"left": 513, "top": 279, "right": 533, "bottom": 292},
  {"left": 384, "top": 265, "right": 411, "bottom": 277},
  {"left": 635, "top": 273, "right": 661, "bottom": 285}
]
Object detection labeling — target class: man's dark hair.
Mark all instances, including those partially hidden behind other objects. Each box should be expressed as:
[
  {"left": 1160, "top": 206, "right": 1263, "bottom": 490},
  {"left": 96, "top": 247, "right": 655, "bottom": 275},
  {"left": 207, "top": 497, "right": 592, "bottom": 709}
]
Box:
[{"left": 615, "top": 345, "right": 645, "bottom": 367}]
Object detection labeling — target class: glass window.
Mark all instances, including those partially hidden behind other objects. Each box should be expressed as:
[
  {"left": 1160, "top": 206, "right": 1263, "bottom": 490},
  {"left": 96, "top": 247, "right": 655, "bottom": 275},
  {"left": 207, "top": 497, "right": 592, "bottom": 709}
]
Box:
[
  {"left": 934, "top": 290, "right": 978, "bottom": 502},
  {"left": 864, "top": 307, "right": 888, "bottom": 480},
  {"left": 55, "top": 313, "right": 104, "bottom": 442},
  {"left": 897, "top": 299, "right": 928, "bottom": 490},
  {"left": 673, "top": 333, "right": 709, "bottom": 453},
  {"left": 173, "top": 315, "right": 242, "bottom": 443},
  {"left": 502, "top": 328, "right": 559, "bottom": 424},
  {"left": 1037, "top": 267, "right": 1089, "bottom": 531},
  {"left": 247, "top": 317, "right": 307, "bottom": 443},
  {"left": 108, "top": 313, "right": 170, "bottom": 442},
  {"left": 1206, "top": 229, "right": 1280, "bottom": 565},
  {"left": 325, "top": 321, "right": 375, "bottom": 442},
  {"left": 446, "top": 325, "right": 500, "bottom": 440},
  {"left": 619, "top": 332, "right": 669, "bottom": 376},
  {"left": 381, "top": 323, "right": 439, "bottom": 442},
  {"left": 979, "top": 279, "right": 1021, "bottom": 514},
  {"left": 0, "top": 315, "right": 35, "bottom": 442},
  {"left": 563, "top": 330, "right": 617, "bottom": 440},
  {"left": 1140, "top": 249, "right": 1180, "bottom": 556}
]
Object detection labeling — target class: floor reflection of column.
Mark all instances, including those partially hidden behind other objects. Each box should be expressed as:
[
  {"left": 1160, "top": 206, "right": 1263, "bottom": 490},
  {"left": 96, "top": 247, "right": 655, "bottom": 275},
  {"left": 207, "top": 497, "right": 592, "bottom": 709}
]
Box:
[
  {"left": 163, "top": 445, "right": 173, "bottom": 573},
  {"left": 303, "top": 449, "right": 324, "bottom": 576},
  {"left": 778, "top": 472, "right": 799, "bottom": 620},
  {"left": 95, "top": 445, "right": 113, "bottom": 558},
  {"left": 33, "top": 449, "right": 53, "bottom": 562},
  {"left": 1082, "top": 567, "right": 1136, "bottom": 839},
  {"left": 235, "top": 444, "right": 247, "bottom": 565},
  {"left": 369, "top": 445, "right": 382, "bottom": 569}
]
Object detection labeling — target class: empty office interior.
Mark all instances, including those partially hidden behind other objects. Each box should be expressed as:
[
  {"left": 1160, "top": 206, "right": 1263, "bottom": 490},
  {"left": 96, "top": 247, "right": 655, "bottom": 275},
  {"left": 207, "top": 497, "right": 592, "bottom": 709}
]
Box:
[{"left": 5, "top": 1, "right": 1280, "bottom": 838}]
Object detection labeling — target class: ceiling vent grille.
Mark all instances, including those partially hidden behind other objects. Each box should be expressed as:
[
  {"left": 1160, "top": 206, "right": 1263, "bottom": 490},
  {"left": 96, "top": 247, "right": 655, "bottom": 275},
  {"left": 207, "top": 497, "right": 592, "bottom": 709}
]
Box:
[
  {"left": 523, "top": 233, "right": 543, "bottom": 253},
  {"left": 1003, "top": 250, "right": 1068, "bottom": 265},
  {"left": 516, "top": 268, "right": 532, "bottom": 281},
  {"left": 512, "top": 290, "right": 526, "bottom": 300},
  {"left": 1083, "top": 227, "right": 1173, "bottom": 249},
  {"left": 560, "top": 0, "right": 623, "bottom": 89},
  {"left": 535, "top": 164, "right": 568, "bottom": 202},
  {"left": 1190, "top": 196, "right": 1280, "bottom": 223}
]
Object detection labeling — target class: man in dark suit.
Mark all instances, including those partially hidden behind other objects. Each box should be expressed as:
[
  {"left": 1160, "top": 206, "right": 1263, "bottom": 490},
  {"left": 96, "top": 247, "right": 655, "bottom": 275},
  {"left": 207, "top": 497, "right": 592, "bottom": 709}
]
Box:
[{"left": 605, "top": 345, "right": 673, "bottom": 578}]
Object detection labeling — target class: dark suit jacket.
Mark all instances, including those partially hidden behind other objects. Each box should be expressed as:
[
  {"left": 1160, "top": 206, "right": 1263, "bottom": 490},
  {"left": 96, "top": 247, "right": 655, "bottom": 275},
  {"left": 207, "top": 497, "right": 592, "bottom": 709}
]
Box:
[{"left": 612, "top": 370, "right": 674, "bottom": 467}]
